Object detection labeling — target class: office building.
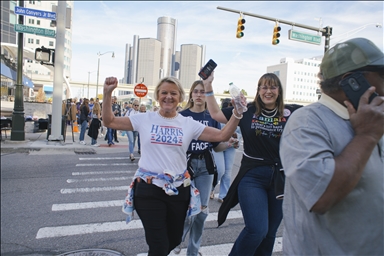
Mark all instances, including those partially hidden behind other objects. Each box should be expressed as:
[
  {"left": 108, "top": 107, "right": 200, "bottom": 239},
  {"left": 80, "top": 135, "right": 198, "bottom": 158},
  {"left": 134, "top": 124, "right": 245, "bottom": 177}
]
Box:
[
  {"left": 1, "top": 1, "right": 17, "bottom": 45},
  {"left": 157, "top": 16, "right": 177, "bottom": 78},
  {"left": 136, "top": 38, "right": 162, "bottom": 88},
  {"left": 267, "top": 57, "right": 322, "bottom": 103},
  {"left": 179, "top": 44, "right": 205, "bottom": 89}
]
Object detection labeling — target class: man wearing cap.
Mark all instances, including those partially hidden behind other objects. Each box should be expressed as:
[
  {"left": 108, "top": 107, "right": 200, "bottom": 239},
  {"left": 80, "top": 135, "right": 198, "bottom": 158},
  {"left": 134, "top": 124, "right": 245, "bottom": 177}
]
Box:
[{"left": 280, "top": 37, "right": 383, "bottom": 255}]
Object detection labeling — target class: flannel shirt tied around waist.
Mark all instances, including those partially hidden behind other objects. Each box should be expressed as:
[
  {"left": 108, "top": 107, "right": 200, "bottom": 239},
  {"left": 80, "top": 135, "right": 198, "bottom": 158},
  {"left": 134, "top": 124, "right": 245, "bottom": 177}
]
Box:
[{"left": 122, "top": 168, "right": 201, "bottom": 223}]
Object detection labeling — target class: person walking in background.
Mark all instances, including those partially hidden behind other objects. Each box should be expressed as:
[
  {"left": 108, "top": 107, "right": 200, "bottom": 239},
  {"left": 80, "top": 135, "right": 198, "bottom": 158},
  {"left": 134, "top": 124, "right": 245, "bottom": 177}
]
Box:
[
  {"left": 175, "top": 80, "right": 237, "bottom": 256},
  {"left": 112, "top": 96, "right": 121, "bottom": 143},
  {"left": 79, "top": 98, "right": 90, "bottom": 145},
  {"left": 203, "top": 73, "right": 302, "bottom": 255},
  {"left": 211, "top": 99, "right": 241, "bottom": 203},
  {"left": 124, "top": 99, "right": 140, "bottom": 160},
  {"left": 88, "top": 101, "right": 101, "bottom": 147},
  {"left": 137, "top": 103, "right": 147, "bottom": 154},
  {"left": 106, "top": 96, "right": 120, "bottom": 146},
  {"left": 88, "top": 98, "right": 95, "bottom": 125},
  {"left": 280, "top": 38, "right": 383, "bottom": 255},
  {"left": 102, "top": 73, "right": 243, "bottom": 256}
]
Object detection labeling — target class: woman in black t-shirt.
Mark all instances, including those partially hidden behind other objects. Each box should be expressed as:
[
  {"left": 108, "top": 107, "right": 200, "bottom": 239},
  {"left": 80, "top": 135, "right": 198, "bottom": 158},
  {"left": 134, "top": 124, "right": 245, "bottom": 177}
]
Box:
[{"left": 203, "top": 73, "right": 302, "bottom": 255}]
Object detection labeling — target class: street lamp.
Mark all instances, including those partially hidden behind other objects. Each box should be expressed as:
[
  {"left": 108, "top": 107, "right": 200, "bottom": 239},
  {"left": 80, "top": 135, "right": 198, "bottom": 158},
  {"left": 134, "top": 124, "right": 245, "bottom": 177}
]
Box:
[
  {"left": 96, "top": 51, "right": 115, "bottom": 98},
  {"left": 87, "top": 70, "right": 97, "bottom": 99}
]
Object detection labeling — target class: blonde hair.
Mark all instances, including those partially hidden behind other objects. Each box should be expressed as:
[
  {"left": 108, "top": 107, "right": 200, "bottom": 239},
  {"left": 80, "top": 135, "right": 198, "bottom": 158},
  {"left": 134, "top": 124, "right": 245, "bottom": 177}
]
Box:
[
  {"left": 92, "top": 102, "right": 101, "bottom": 115},
  {"left": 153, "top": 77, "right": 185, "bottom": 103}
]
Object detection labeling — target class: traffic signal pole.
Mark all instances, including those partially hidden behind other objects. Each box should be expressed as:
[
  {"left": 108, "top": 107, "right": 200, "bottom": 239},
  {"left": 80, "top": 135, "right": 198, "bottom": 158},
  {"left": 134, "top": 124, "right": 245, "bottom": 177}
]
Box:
[{"left": 217, "top": 6, "right": 333, "bottom": 53}]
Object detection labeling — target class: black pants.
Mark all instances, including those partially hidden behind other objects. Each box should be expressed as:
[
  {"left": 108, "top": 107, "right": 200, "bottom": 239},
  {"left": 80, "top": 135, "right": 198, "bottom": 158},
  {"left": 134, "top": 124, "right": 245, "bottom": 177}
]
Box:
[
  {"left": 114, "top": 129, "right": 118, "bottom": 141},
  {"left": 134, "top": 180, "right": 190, "bottom": 256}
]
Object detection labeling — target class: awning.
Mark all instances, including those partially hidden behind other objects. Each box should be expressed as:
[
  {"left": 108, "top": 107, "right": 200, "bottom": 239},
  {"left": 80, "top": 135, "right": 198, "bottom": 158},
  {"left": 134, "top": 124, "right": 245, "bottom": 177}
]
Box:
[
  {"left": 43, "top": 85, "right": 53, "bottom": 92},
  {"left": 0, "top": 62, "right": 34, "bottom": 88}
]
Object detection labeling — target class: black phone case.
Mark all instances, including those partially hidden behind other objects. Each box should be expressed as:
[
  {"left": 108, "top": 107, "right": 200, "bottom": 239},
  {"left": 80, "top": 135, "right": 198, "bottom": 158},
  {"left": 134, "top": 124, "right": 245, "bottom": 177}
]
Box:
[
  {"left": 198, "top": 59, "right": 217, "bottom": 80},
  {"left": 339, "top": 72, "right": 378, "bottom": 109}
]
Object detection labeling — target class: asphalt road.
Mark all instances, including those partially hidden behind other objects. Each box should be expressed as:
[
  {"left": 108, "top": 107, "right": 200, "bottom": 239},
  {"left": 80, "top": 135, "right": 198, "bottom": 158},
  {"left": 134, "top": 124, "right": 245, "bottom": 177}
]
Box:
[{"left": 1, "top": 147, "right": 283, "bottom": 256}]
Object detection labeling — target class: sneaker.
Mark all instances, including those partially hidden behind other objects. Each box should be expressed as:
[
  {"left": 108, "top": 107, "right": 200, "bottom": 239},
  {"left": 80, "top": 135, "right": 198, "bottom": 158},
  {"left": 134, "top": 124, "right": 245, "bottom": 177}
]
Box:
[
  {"left": 218, "top": 198, "right": 224, "bottom": 203},
  {"left": 91, "top": 144, "right": 100, "bottom": 147},
  {"left": 173, "top": 245, "right": 181, "bottom": 254},
  {"left": 210, "top": 191, "right": 215, "bottom": 199},
  {"left": 79, "top": 141, "right": 86, "bottom": 145}
]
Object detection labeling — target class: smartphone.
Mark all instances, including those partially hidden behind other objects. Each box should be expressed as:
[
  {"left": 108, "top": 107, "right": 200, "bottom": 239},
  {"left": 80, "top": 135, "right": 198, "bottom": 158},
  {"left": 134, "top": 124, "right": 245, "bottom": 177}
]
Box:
[
  {"left": 339, "top": 72, "right": 378, "bottom": 109},
  {"left": 198, "top": 59, "right": 217, "bottom": 80}
]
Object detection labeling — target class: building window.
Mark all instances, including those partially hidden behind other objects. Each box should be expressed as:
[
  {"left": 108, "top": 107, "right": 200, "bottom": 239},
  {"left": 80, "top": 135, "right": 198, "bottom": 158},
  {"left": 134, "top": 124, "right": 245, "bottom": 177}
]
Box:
[
  {"left": 28, "top": 38, "right": 34, "bottom": 43},
  {"left": 49, "top": 41, "right": 54, "bottom": 47},
  {"left": 36, "top": 39, "right": 40, "bottom": 45},
  {"left": 37, "top": 20, "right": 40, "bottom": 25},
  {"left": 29, "top": 19, "right": 34, "bottom": 24},
  {"left": 29, "top": 1, "right": 35, "bottom": 4}
]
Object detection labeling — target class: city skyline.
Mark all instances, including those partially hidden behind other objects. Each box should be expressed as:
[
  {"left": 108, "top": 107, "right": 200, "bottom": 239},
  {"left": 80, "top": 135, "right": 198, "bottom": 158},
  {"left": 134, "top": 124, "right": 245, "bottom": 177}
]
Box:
[{"left": 67, "top": 1, "right": 383, "bottom": 96}]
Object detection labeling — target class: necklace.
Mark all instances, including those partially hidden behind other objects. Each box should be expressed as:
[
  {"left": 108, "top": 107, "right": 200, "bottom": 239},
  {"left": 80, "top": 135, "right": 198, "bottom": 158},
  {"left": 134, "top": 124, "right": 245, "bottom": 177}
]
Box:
[
  {"left": 261, "top": 107, "right": 278, "bottom": 118},
  {"left": 157, "top": 111, "right": 178, "bottom": 120}
]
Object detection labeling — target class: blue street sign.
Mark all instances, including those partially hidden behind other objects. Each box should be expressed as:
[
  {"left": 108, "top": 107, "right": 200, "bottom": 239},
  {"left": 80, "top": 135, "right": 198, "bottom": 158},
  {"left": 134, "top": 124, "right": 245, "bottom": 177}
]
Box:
[{"left": 15, "top": 6, "right": 56, "bottom": 20}]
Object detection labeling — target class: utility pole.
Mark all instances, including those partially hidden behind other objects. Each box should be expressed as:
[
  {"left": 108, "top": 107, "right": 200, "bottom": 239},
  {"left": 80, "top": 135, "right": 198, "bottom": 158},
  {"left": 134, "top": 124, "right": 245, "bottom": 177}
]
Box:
[
  {"left": 217, "top": 6, "right": 333, "bottom": 53},
  {"left": 49, "top": 1, "right": 66, "bottom": 141},
  {"left": 11, "top": 0, "right": 25, "bottom": 141}
]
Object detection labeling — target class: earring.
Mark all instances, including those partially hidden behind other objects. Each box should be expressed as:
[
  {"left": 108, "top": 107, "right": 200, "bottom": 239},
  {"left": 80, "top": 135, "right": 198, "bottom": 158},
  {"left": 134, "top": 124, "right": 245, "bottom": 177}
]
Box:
[{"left": 190, "top": 98, "right": 194, "bottom": 102}]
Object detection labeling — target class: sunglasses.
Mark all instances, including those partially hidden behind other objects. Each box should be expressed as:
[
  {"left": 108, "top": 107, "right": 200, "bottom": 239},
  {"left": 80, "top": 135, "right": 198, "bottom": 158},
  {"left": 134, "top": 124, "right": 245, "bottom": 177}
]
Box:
[{"left": 134, "top": 104, "right": 139, "bottom": 107}]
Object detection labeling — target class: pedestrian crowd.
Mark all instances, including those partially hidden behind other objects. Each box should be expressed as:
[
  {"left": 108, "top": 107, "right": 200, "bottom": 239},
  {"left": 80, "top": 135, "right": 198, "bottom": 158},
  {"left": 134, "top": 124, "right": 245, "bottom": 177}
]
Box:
[{"left": 100, "top": 37, "right": 383, "bottom": 256}]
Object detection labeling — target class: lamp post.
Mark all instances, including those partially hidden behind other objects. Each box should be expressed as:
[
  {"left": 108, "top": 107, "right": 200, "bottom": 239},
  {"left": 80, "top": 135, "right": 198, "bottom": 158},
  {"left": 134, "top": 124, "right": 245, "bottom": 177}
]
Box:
[
  {"left": 87, "top": 70, "right": 96, "bottom": 99},
  {"left": 96, "top": 51, "right": 115, "bottom": 98}
]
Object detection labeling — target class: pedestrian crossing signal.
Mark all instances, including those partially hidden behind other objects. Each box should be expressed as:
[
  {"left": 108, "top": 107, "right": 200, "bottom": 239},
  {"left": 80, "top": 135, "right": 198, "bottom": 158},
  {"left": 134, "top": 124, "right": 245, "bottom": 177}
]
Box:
[
  {"left": 272, "top": 24, "right": 281, "bottom": 45},
  {"left": 236, "top": 17, "right": 246, "bottom": 38}
]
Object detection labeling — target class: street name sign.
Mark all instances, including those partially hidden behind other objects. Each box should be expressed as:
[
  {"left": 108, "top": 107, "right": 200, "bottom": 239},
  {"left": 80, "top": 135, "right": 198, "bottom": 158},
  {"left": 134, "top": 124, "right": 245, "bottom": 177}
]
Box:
[
  {"left": 14, "top": 24, "right": 56, "bottom": 38},
  {"left": 134, "top": 84, "right": 148, "bottom": 98},
  {"left": 15, "top": 6, "right": 56, "bottom": 20},
  {"left": 289, "top": 29, "right": 322, "bottom": 45}
]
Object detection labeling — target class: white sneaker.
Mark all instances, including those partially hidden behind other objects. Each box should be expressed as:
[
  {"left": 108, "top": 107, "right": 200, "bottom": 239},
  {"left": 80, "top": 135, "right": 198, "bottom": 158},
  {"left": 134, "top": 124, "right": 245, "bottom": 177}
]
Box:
[
  {"left": 79, "top": 141, "right": 86, "bottom": 145},
  {"left": 91, "top": 143, "right": 100, "bottom": 147},
  {"left": 173, "top": 245, "right": 181, "bottom": 254}
]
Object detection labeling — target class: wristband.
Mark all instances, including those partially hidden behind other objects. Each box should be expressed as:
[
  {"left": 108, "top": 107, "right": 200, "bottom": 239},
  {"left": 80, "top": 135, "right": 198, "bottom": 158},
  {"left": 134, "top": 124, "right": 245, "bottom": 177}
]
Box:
[
  {"left": 205, "top": 91, "right": 214, "bottom": 97},
  {"left": 232, "top": 109, "right": 243, "bottom": 119}
]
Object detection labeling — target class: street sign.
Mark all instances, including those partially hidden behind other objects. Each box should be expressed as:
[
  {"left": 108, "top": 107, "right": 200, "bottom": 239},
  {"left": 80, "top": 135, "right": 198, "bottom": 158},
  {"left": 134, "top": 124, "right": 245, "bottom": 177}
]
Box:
[
  {"left": 134, "top": 83, "right": 148, "bottom": 98},
  {"left": 289, "top": 29, "right": 322, "bottom": 45},
  {"left": 14, "top": 6, "right": 56, "bottom": 20},
  {"left": 14, "top": 24, "right": 56, "bottom": 38}
]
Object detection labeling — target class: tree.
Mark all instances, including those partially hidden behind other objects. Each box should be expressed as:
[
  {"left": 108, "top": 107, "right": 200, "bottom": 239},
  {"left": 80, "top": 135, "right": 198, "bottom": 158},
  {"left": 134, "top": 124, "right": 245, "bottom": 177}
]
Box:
[{"left": 35, "top": 88, "right": 46, "bottom": 102}]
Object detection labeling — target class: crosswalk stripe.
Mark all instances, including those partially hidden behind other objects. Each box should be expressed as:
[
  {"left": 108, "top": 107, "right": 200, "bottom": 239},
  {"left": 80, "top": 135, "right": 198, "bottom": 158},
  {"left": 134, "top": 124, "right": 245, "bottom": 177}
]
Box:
[
  {"left": 76, "top": 163, "right": 137, "bottom": 167},
  {"left": 52, "top": 200, "right": 123, "bottom": 211},
  {"left": 35, "top": 210, "right": 243, "bottom": 239},
  {"left": 79, "top": 157, "right": 131, "bottom": 160},
  {"left": 72, "top": 170, "right": 133, "bottom": 176},
  {"left": 67, "top": 176, "right": 131, "bottom": 183},
  {"left": 60, "top": 186, "right": 129, "bottom": 194}
]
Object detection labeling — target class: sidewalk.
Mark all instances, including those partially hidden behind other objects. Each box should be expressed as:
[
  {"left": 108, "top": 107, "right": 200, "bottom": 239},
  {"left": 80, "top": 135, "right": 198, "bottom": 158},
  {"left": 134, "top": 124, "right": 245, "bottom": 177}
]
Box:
[{"left": 1, "top": 125, "right": 132, "bottom": 154}]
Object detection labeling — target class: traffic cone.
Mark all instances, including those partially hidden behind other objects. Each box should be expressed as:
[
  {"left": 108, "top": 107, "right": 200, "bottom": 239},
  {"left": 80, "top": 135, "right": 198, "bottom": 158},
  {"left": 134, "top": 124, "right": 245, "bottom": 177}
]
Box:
[{"left": 73, "top": 121, "right": 79, "bottom": 132}]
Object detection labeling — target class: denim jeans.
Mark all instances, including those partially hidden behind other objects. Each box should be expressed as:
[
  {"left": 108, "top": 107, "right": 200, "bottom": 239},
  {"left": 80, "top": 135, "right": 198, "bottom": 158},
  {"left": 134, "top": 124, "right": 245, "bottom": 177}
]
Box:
[
  {"left": 182, "top": 158, "right": 214, "bottom": 256},
  {"left": 107, "top": 128, "right": 114, "bottom": 144},
  {"left": 229, "top": 165, "right": 283, "bottom": 256},
  {"left": 79, "top": 120, "right": 88, "bottom": 141},
  {"left": 126, "top": 131, "right": 138, "bottom": 154},
  {"left": 134, "top": 181, "right": 190, "bottom": 256},
  {"left": 91, "top": 138, "right": 97, "bottom": 145}
]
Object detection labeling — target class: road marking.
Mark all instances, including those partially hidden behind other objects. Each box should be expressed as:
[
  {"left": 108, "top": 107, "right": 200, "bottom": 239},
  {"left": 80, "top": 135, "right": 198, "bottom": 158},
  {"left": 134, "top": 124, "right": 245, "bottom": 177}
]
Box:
[
  {"left": 36, "top": 210, "right": 243, "bottom": 239},
  {"left": 146, "top": 237, "right": 283, "bottom": 255},
  {"left": 67, "top": 176, "right": 131, "bottom": 183},
  {"left": 76, "top": 163, "right": 137, "bottom": 167},
  {"left": 72, "top": 170, "right": 133, "bottom": 176},
  {"left": 79, "top": 157, "right": 131, "bottom": 160},
  {"left": 52, "top": 200, "right": 123, "bottom": 211},
  {"left": 60, "top": 186, "right": 129, "bottom": 194}
]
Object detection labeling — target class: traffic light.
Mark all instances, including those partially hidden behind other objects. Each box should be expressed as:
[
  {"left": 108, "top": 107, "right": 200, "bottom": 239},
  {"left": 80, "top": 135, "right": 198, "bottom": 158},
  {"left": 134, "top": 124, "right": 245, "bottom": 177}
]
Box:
[
  {"left": 272, "top": 24, "right": 281, "bottom": 45},
  {"left": 236, "top": 16, "right": 246, "bottom": 38}
]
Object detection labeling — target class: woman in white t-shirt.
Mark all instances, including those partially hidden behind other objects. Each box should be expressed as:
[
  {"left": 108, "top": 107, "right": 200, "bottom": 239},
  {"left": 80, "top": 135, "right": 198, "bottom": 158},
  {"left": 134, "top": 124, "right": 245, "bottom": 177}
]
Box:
[{"left": 102, "top": 73, "right": 245, "bottom": 256}]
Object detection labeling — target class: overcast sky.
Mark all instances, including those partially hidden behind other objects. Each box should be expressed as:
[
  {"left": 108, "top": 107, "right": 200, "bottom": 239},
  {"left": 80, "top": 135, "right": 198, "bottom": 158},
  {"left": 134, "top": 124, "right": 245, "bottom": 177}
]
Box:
[{"left": 69, "top": 1, "right": 383, "bottom": 96}]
